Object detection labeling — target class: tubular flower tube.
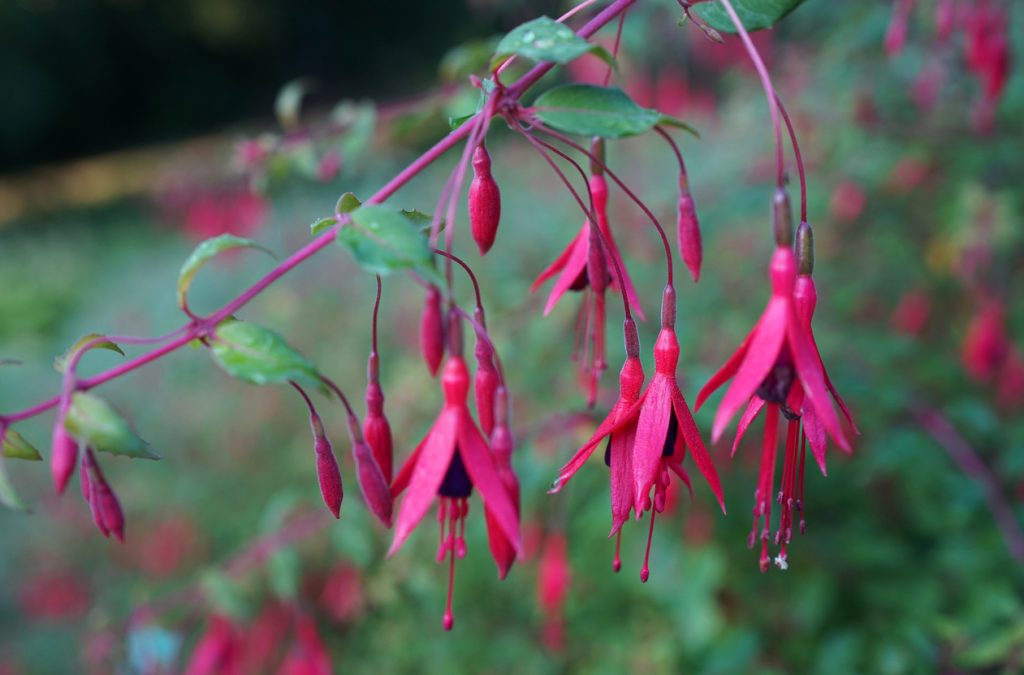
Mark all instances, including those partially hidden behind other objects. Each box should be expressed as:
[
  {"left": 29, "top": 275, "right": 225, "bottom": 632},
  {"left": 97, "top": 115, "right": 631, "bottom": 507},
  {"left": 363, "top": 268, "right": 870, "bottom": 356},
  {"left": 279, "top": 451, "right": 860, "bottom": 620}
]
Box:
[
  {"left": 389, "top": 317, "right": 521, "bottom": 629},
  {"left": 420, "top": 285, "right": 445, "bottom": 376},
  {"left": 294, "top": 385, "right": 344, "bottom": 519},
  {"left": 468, "top": 141, "right": 502, "bottom": 255},
  {"left": 676, "top": 181, "right": 703, "bottom": 283}
]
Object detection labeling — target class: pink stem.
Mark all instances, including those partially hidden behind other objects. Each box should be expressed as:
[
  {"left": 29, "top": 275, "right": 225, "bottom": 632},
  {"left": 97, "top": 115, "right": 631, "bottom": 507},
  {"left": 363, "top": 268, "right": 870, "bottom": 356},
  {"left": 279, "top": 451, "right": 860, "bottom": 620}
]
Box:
[
  {"left": 0, "top": 0, "right": 637, "bottom": 428},
  {"left": 774, "top": 94, "right": 807, "bottom": 223}
]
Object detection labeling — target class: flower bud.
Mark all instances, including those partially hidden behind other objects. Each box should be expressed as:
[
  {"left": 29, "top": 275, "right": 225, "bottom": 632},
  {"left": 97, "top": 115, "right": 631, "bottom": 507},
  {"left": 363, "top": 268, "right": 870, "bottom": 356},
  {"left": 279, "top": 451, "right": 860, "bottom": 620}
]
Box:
[
  {"left": 772, "top": 187, "right": 794, "bottom": 247},
  {"left": 84, "top": 449, "right": 125, "bottom": 542},
  {"left": 50, "top": 419, "right": 79, "bottom": 496},
  {"left": 420, "top": 286, "right": 445, "bottom": 376},
  {"left": 468, "top": 143, "right": 501, "bottom": 255},
  {"left": 474, "top": 341, "right": 499, "bottom": 438},
  {"left": 363, "top": 353, "right": 393, "bottom": 483},
  {"left": 308, "top": 411, "right": 343, "bottom": 519},
  {"left": 676, "top": 187, "right": 703, "bottom": 283},
  {"left": 352, "top": 439, "right": 393, "bottom": 527}
]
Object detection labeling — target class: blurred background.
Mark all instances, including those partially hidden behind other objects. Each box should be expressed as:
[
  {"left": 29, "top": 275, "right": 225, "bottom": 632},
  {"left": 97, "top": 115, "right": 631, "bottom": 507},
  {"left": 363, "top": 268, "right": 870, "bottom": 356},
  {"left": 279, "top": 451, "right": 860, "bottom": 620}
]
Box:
[{"left": 1, "top": 0, "right": 1023, "bottom": 673}]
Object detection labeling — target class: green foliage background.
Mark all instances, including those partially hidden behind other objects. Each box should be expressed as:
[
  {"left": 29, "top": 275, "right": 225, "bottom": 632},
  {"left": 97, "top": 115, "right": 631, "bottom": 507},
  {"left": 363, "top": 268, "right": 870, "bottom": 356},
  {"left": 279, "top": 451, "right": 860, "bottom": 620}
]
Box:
[{"left": 1, "top": 1, "right": 1023, "bottom": 673}]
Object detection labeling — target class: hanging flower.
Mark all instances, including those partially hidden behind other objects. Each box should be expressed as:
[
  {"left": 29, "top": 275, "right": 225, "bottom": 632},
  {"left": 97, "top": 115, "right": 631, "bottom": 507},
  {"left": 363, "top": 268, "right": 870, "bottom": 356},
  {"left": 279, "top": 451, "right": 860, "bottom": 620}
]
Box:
[{"left": 389, "top": 315, "right": 521, "bottom": 630}]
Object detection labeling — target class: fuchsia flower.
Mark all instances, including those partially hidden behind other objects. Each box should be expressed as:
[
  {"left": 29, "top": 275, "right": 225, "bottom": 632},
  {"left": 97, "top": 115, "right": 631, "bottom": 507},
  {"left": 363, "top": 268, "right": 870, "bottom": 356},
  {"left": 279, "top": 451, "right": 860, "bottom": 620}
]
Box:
[
  {"left": 420, "top": 286, "right": 445, "bottom": 376},
  {"left": 389, "top": 316, "right": 521, "bottom": 630},
  {"left": 279, "top": 612, "right": 332, "bottom": 675},
  {"left": 531, "top": 172, "right": 643, "bottom": 319},
  {"left": 184, "top": 615, "right": 242, "bottom": 675},
  {"left": 532, "top": 152, "right": 641, "bottom": 405},
  {"left": 552, "top": 290, "right": 724, "bottom": 581},
  {"left": 696, "top": 213, "right": 855, "bottom": 570},
  {"left": 80, "top": 447, "right": 125, "bottom": 542},
  {"left": 484, "top": 386, "right": 521, "bottom": 580}
]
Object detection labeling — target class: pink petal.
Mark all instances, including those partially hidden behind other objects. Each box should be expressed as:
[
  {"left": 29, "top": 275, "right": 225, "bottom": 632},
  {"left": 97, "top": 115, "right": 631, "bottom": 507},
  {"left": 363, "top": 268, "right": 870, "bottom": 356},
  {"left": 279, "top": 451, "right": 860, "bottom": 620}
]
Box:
[
  {"left": 712, "top": 300, "right": 788, "bottom": 443},
  {"left": 806, "top": 327, "right": 860, "bottom": 436},
  {"left": 801, "top": 406, "right": 828, "bottom": 475},
  {"left": 388, "top": 411, "right": 458, "bottom": 556},
  {"left": 608, "top": 421, "right": 637, "bottom": 536},
  {"left": 458, "top": 411, "right": 522, "bottom": 556},
  {"left": 551, "top": 401, "right": 631, "bottom": 492},
  {"left": 695, "top": 327, "right": 755, "bottom": 411},
  {"left": 732, "top": 397, "right": 766, "bottom": 458},
  {"left": 786, "top": 311, "right": 850, "bottom": 451},
  {"left": 542, "top": 226, "right": 590, "bottom": 316},
  {"left": 390, "top": 435, "right": 427, "bottom": 498},
  {"left": 672, "top": 388, "right": 725, "bottom": 513},
  {"left": 530, "top": 233, "right": 578, "bottom": 292},
  {"left": 632, "top": 377, "right": 673, "bottom": 513}
]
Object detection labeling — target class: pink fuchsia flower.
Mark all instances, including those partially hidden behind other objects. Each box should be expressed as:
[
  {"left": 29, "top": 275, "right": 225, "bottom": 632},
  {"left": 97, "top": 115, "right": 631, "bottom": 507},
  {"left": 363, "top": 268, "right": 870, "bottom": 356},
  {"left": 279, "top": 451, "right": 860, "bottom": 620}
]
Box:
[
  {"left": 389, "top": 318, "right": 521, "bottom": 630},
  {"left": 484, "top": 386, "right": 521, "bottom": 580},
  {"left": 364, "top": 351, "right": 394, "bottom": 484},
  {"left": 80, "top": 448, "right": 125, "bottom": 542},
  {"left": 695, "top": 245, "right": 849, "bottom": 453},
  {"left": 531, "top": 172, "right": 643, "bottom": 319},
  {"left": 550, "top": 319, "right": 645, "bottom": 569},
  {"left": 961, "top": 297, "right": 1010, "bottom": 382}
]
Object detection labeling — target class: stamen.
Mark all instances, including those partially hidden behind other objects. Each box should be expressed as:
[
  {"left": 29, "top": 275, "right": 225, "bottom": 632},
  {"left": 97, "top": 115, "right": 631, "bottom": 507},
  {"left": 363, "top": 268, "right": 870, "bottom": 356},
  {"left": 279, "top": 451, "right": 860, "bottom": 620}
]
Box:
[
  {"left": 443, "top": 543, "right": 456, "bottom": 631},
  {"left": 798, "top": 432, "right": 807, "bottom": 534},
  {"left": 436, "top": 499, "right": 448, "bottom": 562},
  {"left": 641, "top": 506, "right": 657, "bottom": 583},
  {"left": 456, "top": 498, "right": 468, "bottom": 559},
  {"left": 613, "top": 530, "right": 622, "bottom": 573}
]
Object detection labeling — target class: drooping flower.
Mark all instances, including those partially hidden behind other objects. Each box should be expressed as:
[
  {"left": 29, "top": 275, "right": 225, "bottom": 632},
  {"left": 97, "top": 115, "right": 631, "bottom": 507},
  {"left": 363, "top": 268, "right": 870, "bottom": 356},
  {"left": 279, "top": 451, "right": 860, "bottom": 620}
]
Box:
[
  {"left": 473, "top": 308, "right": 499, "bottom": 438},
  {"left": 531, "top": 147, "right": 642, "bottom": 404},
  {"left": 553, "top": 289, "right": 724, "bottom": 581},
  {"left": 420, "top": 285, "right": 445, "bottom": 376},
  {"left": 50, "top": 413, "right": 78, "bottom": 495},
  {"left": 389, "top": 314, "right": 521, "bottom": 630},
  {"left": 364, "top": 351, "right": 394, "bottom": 484},
  {"left": 183, "top": 615, "right": 242, "bottom": 675},
  {"left": 697, "top": 215, "right": 855, "bottom": 570},
  {"left": 550, "top": 319, "right": 645, "bottom": 570},
  {"left": 80, "top": 447, "right": 125, "bottom": 542},
  {"left": 279, "top": 612, "right": 332, "bottom": 675},
  {"left": 484, "top": 386, "right": 520, "bottom": 580},
  {"left": 962, "top": 297, "right": 1009, "bottom": 382}
]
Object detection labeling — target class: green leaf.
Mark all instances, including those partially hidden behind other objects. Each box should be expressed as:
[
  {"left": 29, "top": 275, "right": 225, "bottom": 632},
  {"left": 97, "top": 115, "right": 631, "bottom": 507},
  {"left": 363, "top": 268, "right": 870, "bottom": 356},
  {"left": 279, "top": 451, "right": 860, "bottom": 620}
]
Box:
[
  {"left": 493, "top": 16, "right": 613, "bottom": 68},
  {"left": 310, "top": 217, "right": 338, "bottom": 236},
  {"left": 659, "top": 115, "right": 702, "bottom": 138},
  {"left": 2, "top": 429, "right": 42, "bottom": 461},
  {"left": 209, "top": 320, "right": 322, "bottom": 389},
  {"left": 332, "top": 100, "right": 377, "bottom": 164},
  {"left": 177, "top": 235, "right": 274, "bottom": 310},
  {"left": 689, "top": 0, "right": 807, "bottom": 33},
  {"left": 268, "top": 547, "right": 301, "bottom": 599},
  {"left": 54, "top": 333, "right": 124, "bottom": 374},
  {"left": 533, "top": 85, "right": 664, "bottom": 138},
  {"left": 64, "top": 392, "right": 160, "bottom": 460},
  {"left": 337, "top": 192, "right": 362, "bottom": 215},
  {"left": 0, "top": 456, "right": 29, "bottom": 512},
  {"left": 339, "top": 205, "right": 440, "bottom": 281}
]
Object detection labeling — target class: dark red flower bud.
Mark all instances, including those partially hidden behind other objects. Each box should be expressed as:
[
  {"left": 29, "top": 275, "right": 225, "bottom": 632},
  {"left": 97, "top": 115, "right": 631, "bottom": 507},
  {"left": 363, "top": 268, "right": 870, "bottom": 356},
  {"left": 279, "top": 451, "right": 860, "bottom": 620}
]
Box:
[
  {"left": 83, "top": 449, "right": 125, "bottom": 542},
  {"left": 420, "top": 286, "right": 445, "bottom": 376},
  {"left": 309, "top": 411, "right": 343, "bottom": 519},
  {"left": 50, "top": 418, "right": 78, "bottom": 496},
  {"left": 474, "top": 332, "right": 499, "bottom": 438},
  {"left": 676, "top": 183, "right": 703, "bottom": 283},
  {"left": 363, "top": 352, "right": 393, "bottom": 483},
  {"left": 348, "top": 414, "right": 392, "bottom": 527},
  {"left": 468, "top": 143, "right": 501, "bottom": 255}
]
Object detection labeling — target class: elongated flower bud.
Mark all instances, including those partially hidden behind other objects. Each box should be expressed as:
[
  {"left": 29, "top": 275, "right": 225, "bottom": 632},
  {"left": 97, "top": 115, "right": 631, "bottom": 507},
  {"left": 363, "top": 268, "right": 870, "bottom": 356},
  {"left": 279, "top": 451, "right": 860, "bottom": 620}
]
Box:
[
  {"left": 772, "top": 187, "right": 794, "bottom": 247},
  {"left": 84, "top": 449, "right": 125, "bottom": 542},
  {"left": 364, "top": 352, "right": 393, "bottom": 482},
  {"left": 468, "top": 143, "right": 501, "bottom": 255},
  {"left": 348, "top": 414, "right": 392, "bottom": 527},
  {"left": 50, "top": 417, "right": 78, "bottom": 495},
  {"left": 309, "top": 411, "right": 343, "bottom": 519},
  {"left": 420, "top": 286, "right": 445, "bottom": 376},
  {"left": 474, "top": 319, "right": 499, "bottom": 438},
  {"left": 676, "top": 184, "right": 703, "bottom": 283}
]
